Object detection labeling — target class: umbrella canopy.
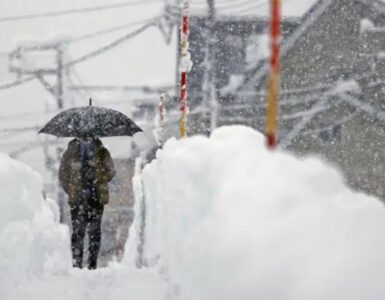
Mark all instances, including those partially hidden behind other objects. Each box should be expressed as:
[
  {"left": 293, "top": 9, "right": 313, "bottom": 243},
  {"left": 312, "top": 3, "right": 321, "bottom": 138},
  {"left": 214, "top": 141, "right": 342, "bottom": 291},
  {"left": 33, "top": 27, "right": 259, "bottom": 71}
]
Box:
[{"left": 39, "top": 103, "right": 142, "bottom": 138}]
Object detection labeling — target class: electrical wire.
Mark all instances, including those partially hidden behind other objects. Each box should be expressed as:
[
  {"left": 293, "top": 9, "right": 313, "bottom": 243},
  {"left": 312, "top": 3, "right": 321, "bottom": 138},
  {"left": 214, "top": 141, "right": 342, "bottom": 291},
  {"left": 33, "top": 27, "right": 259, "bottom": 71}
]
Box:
[
  {"left": 218, "top": 1, "right": 265, "bottom": 14},
  {"left": 190, "top": 0, "right": 235, "bottom": 9},
  {"left": 0, "top": 2, "right": 163, "bottom": 158},
  {"left": 64, "top": 53, "right": 92, "bottom": 103},
  {"left": 191, "top": 0, "right": 264, "bottom": 12},
  {"left": 66, "top": 75, "right": 85, "bottom": 105},
  {"left": 0, "top": 0, "right": 163, "bottom": 24},
  {"left": 69, "top": 71, "right": 91, "bottom": 103},
  {"left": 0, "top": 76, "right": 35, "bottom": 91},
  {"left": 66, "top": 21, "right": 157, "bottom": 67},
  {"left": 9, "top": 139, "right": 59, "bottom": 158},
  {"left": 219, "top": 0, "right": 263, "bottom": 10},
  {"left": 70, "top": 17, "right": 157, "bottom": 43},
  {"left": 0, "top": 109, "right": 57, "bottom": 120},
  {"left": 0, "top": 125, "right": 42, "bottom": 133},
  {"left": 0, "top": 19, "right": 157, "bottom": 92}
]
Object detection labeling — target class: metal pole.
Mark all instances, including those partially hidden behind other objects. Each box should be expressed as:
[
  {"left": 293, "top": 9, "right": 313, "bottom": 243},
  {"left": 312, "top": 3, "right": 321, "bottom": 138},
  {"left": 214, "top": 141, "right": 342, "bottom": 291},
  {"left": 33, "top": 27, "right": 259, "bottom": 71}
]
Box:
[
  {"left": 57, "top": 46, "right": 64, "bottom": 109},
  {"left": 206, "top": 0, "right": 218, "bottom": 133},
  {"left": 55, "top": 44, "right": 66, "bottom": 222},
  {"left": 158, "top": 94, "right": 166, "bottom": 147},
  {"left": 265, "top": 0, "right": 281, "bottom": 149}
]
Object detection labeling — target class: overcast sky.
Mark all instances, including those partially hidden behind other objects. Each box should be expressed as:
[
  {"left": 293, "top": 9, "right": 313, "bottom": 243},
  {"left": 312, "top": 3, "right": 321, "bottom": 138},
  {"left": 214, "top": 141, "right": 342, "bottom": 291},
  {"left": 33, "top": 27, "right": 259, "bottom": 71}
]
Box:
[{"left": 0, "top": 0, "right": 177, "bottom": 88}]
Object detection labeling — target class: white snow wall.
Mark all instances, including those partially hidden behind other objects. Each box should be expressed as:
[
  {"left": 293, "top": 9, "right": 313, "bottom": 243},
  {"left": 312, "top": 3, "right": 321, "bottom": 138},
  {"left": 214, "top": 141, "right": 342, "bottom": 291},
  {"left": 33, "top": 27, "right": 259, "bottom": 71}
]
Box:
[
  {"left": 0, "top": 152, "right": 71, "bottom": 296},
  {"left": 126, "top": 126, "right": 385, "bottom": 300}
]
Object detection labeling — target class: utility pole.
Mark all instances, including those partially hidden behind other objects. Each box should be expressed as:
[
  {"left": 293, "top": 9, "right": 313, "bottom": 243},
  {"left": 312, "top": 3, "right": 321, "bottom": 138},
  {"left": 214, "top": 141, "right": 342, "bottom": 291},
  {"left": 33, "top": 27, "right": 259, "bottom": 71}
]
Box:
[
  {"left": 9, "top": 42, "right": 68, "bottom": 109},
  {"left": 56, "top": 46, "right": 65, "bottom": 109},
  {"left": 9, "top": 41, "right": 69, "bottom": 222},
  {"left": 204, "top": 0, "right": 218, "bottom": 134},
  {"left": 53, "top": 43, "right": 67, "bottom": 223}
]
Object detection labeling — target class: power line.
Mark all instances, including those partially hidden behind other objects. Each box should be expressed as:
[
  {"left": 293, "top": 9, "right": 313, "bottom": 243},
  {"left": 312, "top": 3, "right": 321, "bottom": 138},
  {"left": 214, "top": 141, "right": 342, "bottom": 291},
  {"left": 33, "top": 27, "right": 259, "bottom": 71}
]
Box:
[
  {"left": 0, "top": 109, "right": 58, "bottom": 120},
  {"left": 191, "top": 0, "right": 264, "bottom": 12},
  {"left": 67, "top": 70, "right": 90, "bottom": 104},
  {"left": 0, "top": 20, "right": 156, "bottom": 92},
  {"left": 219, "top": 1, "right": 265, "bottom": 14},
  {"left": 70, "top": 17, "right": 157, "bottom": 43},
  {"left": 301, "top": 110, "right": 359, "bottom": 137},
  {"left": 67, "top": 21, "right": 156, "bottom": 67},
  {"left": 0, "top": 0, "right": 163, "bottom": 24},
  {"left": 0, "top": 76, "right": 35, "bottom": 91},
  {"left": 219, "top": 0, "right": 262, "bottom": 9},
  {"left": 66, "top": 76, "right": 82, "bottom": 105},
  {"left": 190, "top": 0, "right": 234, "bottom": 9},
  {"left": 0, "top": 16, "right": 158, "bottom": 94},
  {"left": 0, "top": 125, "right": 42, "bottom": 133},
  {"left": 68, "top": 84, "right": 174, "bottom": 92},
  {"left": 9, "top": 139, "right": 59, "bottom": 158}
]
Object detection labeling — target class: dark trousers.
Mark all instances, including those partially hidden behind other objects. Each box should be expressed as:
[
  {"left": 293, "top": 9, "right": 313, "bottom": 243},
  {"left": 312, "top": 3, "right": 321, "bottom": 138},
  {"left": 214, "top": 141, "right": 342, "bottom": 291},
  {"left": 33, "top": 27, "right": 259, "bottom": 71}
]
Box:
[{"left": 70, "top": 200, "right": 104, "bottom": 269}]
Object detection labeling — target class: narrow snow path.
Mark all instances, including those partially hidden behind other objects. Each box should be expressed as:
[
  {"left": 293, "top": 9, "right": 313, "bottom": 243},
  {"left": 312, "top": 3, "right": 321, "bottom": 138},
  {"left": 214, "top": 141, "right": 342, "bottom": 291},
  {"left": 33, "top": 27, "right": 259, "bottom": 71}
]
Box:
[{"left": 5, "top": 266, "right": 168, "bottom": 300}]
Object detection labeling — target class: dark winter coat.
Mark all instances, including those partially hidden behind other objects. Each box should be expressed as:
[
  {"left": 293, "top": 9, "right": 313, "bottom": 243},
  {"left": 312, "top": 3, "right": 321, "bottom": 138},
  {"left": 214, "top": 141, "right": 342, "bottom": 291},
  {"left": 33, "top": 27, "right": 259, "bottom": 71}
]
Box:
[{"left": 59, "top": 138, "right": 116, "bottom": 206}]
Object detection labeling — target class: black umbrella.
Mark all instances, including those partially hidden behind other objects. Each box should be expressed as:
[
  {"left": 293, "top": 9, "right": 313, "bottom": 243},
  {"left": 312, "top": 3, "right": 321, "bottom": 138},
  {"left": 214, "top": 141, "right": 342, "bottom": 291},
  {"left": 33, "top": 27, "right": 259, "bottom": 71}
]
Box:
[{"left": 39, "top": 100, "right": 142, "bottom": 137}]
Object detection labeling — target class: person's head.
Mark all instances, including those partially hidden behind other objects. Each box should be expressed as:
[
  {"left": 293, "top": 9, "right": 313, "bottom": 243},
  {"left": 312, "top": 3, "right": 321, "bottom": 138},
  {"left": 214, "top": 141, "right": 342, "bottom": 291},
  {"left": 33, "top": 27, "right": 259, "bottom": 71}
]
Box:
[{"left": 78, "top": 133, "right": 94, "bottom": 144}]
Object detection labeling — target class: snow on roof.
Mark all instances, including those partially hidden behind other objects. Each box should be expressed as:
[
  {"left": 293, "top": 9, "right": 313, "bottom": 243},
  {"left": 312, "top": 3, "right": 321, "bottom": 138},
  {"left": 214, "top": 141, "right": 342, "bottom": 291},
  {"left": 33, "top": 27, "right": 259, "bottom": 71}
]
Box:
[{"left": 190, "top": 0, "right": 320, "bottom": 18}]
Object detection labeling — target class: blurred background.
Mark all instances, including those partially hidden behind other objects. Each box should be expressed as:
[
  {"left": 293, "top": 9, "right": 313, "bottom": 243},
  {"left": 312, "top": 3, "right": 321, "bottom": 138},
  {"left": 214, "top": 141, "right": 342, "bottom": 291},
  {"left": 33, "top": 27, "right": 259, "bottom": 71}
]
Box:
[{"left": 2, "top": 0, "right": 385, "bottom": 265}]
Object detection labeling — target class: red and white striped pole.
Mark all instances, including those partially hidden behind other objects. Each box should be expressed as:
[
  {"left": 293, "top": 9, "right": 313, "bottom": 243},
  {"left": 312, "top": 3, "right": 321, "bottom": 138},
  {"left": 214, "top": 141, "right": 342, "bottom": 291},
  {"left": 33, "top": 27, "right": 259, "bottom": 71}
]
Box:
[
  {"left": 265, "top": 0, "right": 281, "bottom": 149},
  {"left": 179, "top": 0, "right": 192, "bottom": 138}
]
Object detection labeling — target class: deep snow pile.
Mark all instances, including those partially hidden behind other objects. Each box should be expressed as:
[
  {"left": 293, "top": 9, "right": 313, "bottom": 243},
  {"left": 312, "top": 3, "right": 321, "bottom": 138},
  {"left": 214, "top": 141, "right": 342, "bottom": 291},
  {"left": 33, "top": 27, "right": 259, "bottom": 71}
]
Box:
[
  {"left": 0, "top": 152, "right": 71, "bottom": 295},
  {"left": 127, "top": 126, "right": 385, "bottom": 300},
  {"left": 0, "top": 152, "right": 168, "bottom": 300}
]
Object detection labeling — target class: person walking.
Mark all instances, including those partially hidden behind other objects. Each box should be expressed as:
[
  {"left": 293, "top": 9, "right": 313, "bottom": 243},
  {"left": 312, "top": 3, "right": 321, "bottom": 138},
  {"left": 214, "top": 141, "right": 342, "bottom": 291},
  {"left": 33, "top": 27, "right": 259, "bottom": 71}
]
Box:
[{"left": 59, "top": 135, "right": 116, "bottom": 269}]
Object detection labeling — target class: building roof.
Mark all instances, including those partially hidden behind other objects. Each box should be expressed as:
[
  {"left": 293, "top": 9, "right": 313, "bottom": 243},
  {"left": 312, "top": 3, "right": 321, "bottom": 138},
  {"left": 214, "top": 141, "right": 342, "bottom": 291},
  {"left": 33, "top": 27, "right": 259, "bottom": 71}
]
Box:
[
  {"left": 249, "top": 0, "right": 334, "bottom": 86},
  {"left": 236, "top": 0, "right": 385, "bottom": 92}
]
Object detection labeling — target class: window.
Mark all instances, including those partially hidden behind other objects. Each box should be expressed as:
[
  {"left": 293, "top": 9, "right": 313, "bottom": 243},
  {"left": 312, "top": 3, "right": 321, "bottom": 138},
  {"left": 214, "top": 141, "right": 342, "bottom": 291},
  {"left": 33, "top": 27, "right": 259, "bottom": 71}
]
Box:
[{"left": 319, "top": 124, "right": 342, "bottom": 143}]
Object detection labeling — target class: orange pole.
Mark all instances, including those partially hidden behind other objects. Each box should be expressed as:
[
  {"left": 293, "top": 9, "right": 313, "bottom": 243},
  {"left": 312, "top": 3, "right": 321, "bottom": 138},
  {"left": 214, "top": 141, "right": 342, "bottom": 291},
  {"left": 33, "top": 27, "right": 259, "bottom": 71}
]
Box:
[{"left": 265, "top": 0, "right": 281, "bottom": 149}]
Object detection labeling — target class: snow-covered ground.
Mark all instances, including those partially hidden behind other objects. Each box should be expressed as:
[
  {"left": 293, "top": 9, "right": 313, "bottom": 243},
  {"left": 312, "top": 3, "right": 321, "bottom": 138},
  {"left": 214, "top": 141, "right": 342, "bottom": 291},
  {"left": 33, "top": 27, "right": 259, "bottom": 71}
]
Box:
[
  {"left": 4, "top": 125, "right": 385, "bottom": 299},
  {"left": 4, "top": 266, "right": 168, "bottom": 300},
  {"left": 0, "top": 150, "right": 168, "bottom": 300},
  {"left": 128, "top": 126, "right": 385, "bottom": 300}
]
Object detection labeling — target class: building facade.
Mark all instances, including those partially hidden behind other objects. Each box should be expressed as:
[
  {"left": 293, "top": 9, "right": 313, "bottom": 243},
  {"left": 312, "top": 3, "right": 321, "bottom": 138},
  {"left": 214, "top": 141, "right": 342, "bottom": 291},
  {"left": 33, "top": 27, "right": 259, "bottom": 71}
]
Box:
[{"left": 178, "top": 0, "right": 385, "bottom": 201}]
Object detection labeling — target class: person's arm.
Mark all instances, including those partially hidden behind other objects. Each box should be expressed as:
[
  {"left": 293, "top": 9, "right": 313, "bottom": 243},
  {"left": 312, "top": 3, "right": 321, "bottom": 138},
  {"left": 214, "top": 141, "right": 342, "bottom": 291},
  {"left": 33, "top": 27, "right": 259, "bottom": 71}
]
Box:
[
  {"left": 58, "top": 148, "right": 71, "bottom": 194},
  {"left": 101, "top": 148, "right": 116, "bottom": 183}
]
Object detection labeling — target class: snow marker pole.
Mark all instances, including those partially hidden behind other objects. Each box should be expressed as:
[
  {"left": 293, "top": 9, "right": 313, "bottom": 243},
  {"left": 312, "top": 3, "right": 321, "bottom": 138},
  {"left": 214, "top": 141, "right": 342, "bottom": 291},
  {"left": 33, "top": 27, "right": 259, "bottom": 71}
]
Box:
[
  {"left": 265, "top": 0, "right": 281, "bottom": 149},
  {"left": 159, "top": 93, "right": 166, "bottom": 146},
  {"left": 160, "top": 94, "right": 166, "bottom": 124},
  {"left": 179, "top": 0, "right": 192, "bottom": 138}
]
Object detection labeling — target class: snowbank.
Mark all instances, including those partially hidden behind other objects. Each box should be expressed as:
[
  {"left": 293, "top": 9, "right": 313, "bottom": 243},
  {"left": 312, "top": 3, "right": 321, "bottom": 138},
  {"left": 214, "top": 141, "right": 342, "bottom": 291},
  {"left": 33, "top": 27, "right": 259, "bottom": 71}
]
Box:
[
  {"left": 127, "top": 126, "right": 385, "bottom": 300},
  {"left": 0, "top": 152, "right": 71, "bottom": 295}
]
